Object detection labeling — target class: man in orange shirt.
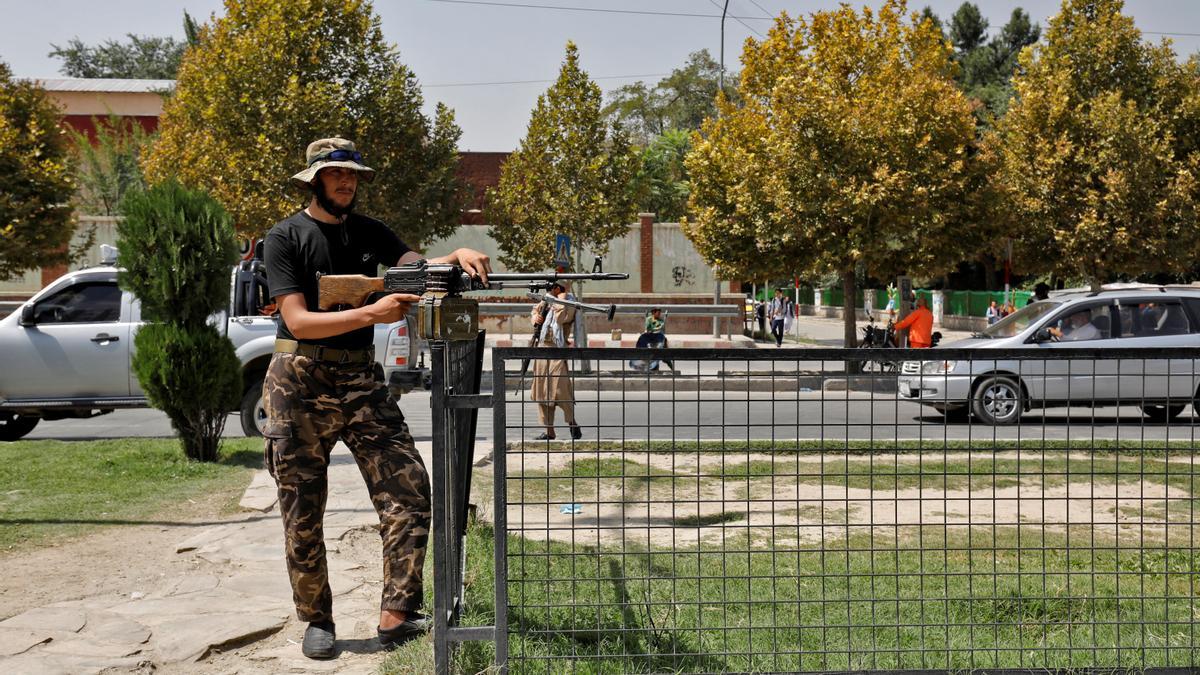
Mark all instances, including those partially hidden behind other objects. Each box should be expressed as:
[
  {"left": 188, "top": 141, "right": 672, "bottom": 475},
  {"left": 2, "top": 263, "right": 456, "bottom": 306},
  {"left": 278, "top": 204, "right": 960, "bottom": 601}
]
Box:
[{"left": 895, "top": 295, "right": 934, "bottom": 348}]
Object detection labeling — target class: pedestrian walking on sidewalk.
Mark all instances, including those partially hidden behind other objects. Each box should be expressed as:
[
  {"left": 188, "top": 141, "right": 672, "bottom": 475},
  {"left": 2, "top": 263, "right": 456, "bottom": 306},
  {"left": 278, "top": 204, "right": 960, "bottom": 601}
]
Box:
[
  {"left": 768, "top": 289, "right": 790, "bottom": 347},
  {"left": 530, "top": 282, "right": 582, "bottom": 441},
  {"left": 262, "top": 137, "right": 492, "bottom": 659},
  {"left": 986, "top": 300, "right": 1000, "bottom": 325}
]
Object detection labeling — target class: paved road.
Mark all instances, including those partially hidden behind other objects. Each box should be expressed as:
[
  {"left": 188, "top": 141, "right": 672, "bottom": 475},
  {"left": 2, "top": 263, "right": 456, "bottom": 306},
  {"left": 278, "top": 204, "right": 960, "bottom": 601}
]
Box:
[
  {"left": 19, "top": 315, "right": 1196, "bottom": 444},
  {"left": 23, "top": 388, "right": 1200, "bottom": 445}
]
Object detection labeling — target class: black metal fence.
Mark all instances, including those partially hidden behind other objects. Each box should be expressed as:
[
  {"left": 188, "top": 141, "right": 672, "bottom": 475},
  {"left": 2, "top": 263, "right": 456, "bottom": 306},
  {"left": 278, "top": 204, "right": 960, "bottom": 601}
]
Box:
[{"left": 449, "top": 346, "right": 1200, "bottom": 674}]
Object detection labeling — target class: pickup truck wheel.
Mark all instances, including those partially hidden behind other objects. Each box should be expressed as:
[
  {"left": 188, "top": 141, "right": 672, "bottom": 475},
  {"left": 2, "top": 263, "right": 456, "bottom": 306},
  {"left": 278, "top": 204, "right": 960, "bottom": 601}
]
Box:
[
  {"left": 240, "top": 380, "right": 266, "bottom": 437},
  {"left": 0, "top": 413, "right": 39, "bottom": 441},
  {"left": 972, "top": 376, "right": 1022, "bottom": 426}
]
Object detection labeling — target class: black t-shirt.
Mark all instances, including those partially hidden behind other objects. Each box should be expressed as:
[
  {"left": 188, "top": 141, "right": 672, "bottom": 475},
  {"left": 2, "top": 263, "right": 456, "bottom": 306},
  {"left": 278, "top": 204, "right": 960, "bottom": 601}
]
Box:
[{"left": 264, "top": 210, "right": 411, "bottom": 350}]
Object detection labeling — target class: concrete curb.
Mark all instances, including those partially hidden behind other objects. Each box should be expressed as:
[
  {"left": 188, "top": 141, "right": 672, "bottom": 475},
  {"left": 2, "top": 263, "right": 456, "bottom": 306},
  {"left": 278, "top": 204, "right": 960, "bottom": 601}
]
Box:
[{"left": 238, "top": 471, "right": 277, "bottom": 512}]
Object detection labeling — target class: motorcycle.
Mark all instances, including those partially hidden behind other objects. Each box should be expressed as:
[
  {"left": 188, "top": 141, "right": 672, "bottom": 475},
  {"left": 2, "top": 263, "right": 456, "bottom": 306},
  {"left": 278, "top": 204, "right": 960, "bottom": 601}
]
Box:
[
  {"left": 859, "top": 313, "right": 898, "bottom": 349},
  {"left": 856, "top": 313, "right": 897, "bottom": 373}
]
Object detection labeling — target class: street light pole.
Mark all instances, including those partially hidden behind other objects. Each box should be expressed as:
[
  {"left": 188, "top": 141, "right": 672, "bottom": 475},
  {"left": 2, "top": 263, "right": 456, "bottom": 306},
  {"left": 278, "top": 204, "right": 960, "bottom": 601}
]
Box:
[
  {"left": 714, "top": 0, "right": 729, "bottom": 339},
  {"left": 720, "top": 0, "right": 729, "bottom": 92}
]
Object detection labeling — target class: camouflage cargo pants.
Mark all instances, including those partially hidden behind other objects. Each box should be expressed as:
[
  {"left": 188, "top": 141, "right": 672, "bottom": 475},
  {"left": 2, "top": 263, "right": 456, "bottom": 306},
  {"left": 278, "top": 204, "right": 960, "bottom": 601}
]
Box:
[{"left": 262, "top": 352, "right": 431, "bottom": 623}]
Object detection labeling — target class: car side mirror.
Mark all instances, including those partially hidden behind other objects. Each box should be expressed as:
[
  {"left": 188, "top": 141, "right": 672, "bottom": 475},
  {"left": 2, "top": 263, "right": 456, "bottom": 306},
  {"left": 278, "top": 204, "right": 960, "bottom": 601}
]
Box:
[
  {"left": 18, "top": 304, "right": 35, "bottom": 327},
  {"left": 1034, "top": 328, "right": 1053, "bottom": 343}
]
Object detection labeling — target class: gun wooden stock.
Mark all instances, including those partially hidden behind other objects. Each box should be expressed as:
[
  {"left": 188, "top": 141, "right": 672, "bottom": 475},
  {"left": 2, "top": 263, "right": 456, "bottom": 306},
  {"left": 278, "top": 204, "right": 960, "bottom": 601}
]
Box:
[{"left": 317, "top": 274, "right": 385, "bottom": 310}]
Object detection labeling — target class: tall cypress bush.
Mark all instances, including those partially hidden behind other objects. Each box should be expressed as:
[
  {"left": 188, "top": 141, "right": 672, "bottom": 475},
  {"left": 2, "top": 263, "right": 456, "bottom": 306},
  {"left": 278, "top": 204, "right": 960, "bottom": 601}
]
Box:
[{"left": 118, "top": 180, "right": 240, "bottom": 461}]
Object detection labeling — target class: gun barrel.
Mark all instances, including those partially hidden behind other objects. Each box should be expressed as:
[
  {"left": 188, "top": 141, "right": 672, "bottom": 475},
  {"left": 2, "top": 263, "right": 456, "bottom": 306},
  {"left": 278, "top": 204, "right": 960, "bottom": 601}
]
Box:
[
  {"left": 489, "top": 272, "right": 629, "bottom": 282},
  {"left": 529, "top": 293, "right": 617, "bottom": 321}
]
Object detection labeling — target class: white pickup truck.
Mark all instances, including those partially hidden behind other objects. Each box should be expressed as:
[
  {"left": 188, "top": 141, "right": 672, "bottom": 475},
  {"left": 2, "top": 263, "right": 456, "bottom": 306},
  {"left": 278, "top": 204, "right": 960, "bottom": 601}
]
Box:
[{"left": 0, "top": 247, "right": 424, "bottom": 441}]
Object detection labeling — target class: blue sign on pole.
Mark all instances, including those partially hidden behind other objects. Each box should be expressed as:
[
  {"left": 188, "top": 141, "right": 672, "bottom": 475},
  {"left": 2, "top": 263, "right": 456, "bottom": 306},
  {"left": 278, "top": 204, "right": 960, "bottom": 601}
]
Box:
[{"left": 554, "top": 234, "right": 571, "bottom": 268}]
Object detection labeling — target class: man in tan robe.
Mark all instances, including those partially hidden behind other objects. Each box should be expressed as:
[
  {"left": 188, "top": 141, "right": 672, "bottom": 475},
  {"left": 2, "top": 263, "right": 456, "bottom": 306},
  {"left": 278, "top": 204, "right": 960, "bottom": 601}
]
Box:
[{"left": 530, "top": 282, "right": 581, "bottom": 440}]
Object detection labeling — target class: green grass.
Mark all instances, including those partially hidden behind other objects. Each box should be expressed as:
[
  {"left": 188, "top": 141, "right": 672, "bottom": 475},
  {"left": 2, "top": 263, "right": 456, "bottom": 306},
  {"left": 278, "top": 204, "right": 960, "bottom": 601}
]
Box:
[
  {"left": 765, "top": 454, "right": 1200, "bottom": 494},
  {"left": 450, "top": 524, "right": 1200, "bottom": 674},
  {"left": 0, "top": 438, "right": 261, "bottom": 552},
  {"left": 463, "top": 442, "right": 1200, "bottom": 672},
  {"left": 509, "top": 457, "right": 697, "bottom": 504},
  {"left": 514, "top": 451, "right": 1200, "bottom": 516},
  {"left": 518, "top": 438, "right": 1200, "bottom": 456}
]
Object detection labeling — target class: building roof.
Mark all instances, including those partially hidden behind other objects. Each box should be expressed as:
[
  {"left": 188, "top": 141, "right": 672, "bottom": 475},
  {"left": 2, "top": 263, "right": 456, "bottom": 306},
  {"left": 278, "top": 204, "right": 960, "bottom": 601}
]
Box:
[{"left": 34, "top": 78, "right": 175, "bottom": 93}]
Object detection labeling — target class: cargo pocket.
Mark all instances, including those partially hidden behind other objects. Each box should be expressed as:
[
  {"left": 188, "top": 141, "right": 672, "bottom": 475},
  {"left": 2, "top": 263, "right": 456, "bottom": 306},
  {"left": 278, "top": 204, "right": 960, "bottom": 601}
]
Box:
[{"left": 262, "top": 420, "right": 295, "bottom": 480}]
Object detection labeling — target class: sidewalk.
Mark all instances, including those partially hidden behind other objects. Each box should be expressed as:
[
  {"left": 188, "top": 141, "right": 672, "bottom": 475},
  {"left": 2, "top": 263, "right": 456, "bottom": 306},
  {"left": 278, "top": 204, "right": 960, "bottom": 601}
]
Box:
[
  {"left": 488, "top": 333, "right": 756, "bottom": 349},
  {"left": 479, "top": 315, "right": 976, "bottom": 385},
  {"left": 485, "top": 315, "right": 974, "bottom": 353},
  {"left": 0, "top": 442, "right": 447, "bottom": 674},
  {"left": 777, "top": 314, "right": 976, "bottom": 347}
]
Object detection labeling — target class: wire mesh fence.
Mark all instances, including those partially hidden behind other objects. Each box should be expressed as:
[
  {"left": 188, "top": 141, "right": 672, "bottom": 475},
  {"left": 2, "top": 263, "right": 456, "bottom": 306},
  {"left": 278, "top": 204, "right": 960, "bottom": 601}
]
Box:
[{"left": 463, "top": 346, "right": 1200, "bottom": 674}]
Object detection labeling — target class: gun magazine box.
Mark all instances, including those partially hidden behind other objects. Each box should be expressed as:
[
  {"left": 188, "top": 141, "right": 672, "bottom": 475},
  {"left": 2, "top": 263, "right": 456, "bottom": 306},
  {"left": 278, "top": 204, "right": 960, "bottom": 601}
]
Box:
[{"left": 417, "top": 297, "right": 479, "bottom": 340}]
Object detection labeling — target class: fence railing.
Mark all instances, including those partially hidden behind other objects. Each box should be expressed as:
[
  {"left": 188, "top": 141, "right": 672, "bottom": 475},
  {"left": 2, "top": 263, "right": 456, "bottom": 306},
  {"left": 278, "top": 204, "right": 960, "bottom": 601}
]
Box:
[
  {"left": 481, "top": 302, "right": 744, "bottom": 341},
  {"left": 446, "top": 346, "right": 1200, "bottom": 674}
]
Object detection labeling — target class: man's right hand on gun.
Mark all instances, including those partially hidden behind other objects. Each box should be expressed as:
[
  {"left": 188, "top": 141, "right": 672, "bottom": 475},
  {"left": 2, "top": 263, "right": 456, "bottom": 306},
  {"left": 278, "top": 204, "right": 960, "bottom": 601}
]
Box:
[
  {"left": 278, "top": 291, "right": 421, "bottom": 340},
  {"left": 366, "top": 293, "right": 420, "bottom": 324}
]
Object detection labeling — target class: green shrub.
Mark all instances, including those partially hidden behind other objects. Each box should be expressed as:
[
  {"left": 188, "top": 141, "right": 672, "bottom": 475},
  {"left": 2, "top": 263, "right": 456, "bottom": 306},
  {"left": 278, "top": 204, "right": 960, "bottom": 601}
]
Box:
[
  {"left": 132, "top": 323, "right": 240, "bottom": 462},
  {"left": 117, "top": 179, "right": 237, "bottom": 326},
  {"left": 118, "top": 180, "right": 240, "bottom": 461}
]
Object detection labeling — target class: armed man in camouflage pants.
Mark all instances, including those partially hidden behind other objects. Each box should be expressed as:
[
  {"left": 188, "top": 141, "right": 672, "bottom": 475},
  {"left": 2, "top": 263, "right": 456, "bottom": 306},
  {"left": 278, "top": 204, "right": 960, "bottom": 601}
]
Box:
[{"left": 263, "top": 138, "right": 490, "bottom": 659}]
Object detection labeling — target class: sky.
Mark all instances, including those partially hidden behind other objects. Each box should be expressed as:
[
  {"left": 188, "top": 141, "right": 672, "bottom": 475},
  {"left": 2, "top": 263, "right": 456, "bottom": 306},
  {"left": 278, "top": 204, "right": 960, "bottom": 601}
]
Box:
[{"left": 3, "top": 0, "right": 1200, "bottom": 151}]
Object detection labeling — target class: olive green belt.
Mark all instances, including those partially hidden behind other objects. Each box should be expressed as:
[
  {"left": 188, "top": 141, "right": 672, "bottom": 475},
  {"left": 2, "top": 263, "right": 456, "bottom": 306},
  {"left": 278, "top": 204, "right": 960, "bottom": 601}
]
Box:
[{"left": 274, "top": 339, "right": 374, "bottom": 364}]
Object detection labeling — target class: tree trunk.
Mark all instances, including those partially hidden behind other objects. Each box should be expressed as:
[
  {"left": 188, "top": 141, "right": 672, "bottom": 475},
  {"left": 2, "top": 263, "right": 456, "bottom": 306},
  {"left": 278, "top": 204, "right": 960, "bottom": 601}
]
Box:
[
  {"left": 981, "top": 256, "right": 996, "bottom": 291},
  {"left": 1090, "top": 277, "right": 1102, "bottom": 293},
  {"left": 174, "top": 410, "right": 227, "bottom": 462},
  {"left": 842, "top": 269, "right": 857, "bottom": 348}
]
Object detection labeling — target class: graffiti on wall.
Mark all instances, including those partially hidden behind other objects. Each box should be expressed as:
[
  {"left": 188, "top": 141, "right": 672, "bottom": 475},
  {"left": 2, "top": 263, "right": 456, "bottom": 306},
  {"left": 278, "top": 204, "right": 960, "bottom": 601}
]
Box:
[{"left": 672, "top": 266, "right": 695, "bottom": 287}]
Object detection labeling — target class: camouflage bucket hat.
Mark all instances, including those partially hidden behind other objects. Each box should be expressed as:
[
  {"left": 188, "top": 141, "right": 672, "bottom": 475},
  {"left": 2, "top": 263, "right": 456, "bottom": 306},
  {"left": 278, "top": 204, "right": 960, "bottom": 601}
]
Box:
[{"left": 289, "top": 137, "right": 375, "bottom": 190}]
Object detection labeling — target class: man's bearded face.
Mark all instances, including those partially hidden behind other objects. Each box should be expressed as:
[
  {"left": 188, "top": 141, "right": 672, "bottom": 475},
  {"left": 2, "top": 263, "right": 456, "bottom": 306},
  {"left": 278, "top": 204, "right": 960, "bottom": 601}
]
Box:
[{"left": 313, "top": 167, "right": 358, "bottom": 217}]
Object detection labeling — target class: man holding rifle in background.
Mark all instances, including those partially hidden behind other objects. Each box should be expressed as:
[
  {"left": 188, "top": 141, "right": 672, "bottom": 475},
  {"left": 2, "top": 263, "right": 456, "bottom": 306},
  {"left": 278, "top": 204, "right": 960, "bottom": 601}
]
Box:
[
  {"left": 529, "top": 281, "right": 582, "bottom": 441},
  {"left": 262, "top": 137, "right": 491, "bottom": 659}
]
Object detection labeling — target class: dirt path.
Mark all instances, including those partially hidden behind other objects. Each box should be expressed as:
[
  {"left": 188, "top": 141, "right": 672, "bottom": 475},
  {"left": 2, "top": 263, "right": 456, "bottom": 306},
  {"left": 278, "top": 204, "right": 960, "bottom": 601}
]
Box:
[
  {"left": 0, "top": 490, "right": 255, "bottom": 619},
  {"left": 0, "top": 443, "right": 433, "bottom": 674}
]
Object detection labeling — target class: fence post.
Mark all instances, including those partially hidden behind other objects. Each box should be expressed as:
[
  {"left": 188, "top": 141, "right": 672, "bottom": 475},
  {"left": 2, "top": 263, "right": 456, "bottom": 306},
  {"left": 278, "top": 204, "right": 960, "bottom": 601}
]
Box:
[{"left": 429, "top": 332, "right": 493, "bottom": 674}]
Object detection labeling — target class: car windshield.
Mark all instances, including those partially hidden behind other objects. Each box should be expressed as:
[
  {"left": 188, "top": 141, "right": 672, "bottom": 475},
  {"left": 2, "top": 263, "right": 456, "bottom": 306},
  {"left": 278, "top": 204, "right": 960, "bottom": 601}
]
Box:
[{"left": 980, "top": 300, "right": 1061, "bottom": 338}]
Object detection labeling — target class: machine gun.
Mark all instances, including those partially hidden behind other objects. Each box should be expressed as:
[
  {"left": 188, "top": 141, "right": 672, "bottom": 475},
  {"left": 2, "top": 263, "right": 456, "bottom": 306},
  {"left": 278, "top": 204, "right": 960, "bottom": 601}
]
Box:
[{"left": 317, "top": 259, "right": 628, "bottom": 340}]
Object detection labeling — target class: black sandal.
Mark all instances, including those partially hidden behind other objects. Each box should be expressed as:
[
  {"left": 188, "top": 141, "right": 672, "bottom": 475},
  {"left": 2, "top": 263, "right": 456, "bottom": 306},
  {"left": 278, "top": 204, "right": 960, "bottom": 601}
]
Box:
[
  {"left": 534, "top": 432, "right": 556, "bottom": 440},
  {"left": 302, "top": 620, "right": 336, "bottom": 659},
  {"left": 378, "top": 613, "right": 430, "bottom": 650}
]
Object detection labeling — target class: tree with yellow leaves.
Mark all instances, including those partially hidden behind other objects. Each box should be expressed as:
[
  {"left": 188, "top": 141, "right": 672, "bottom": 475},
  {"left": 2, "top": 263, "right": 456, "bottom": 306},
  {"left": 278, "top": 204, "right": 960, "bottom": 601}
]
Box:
[
  {"left": 144, "top": 0, "right": 463, "bottom": 245},
  {"left": 0, "top": 62, "right": 79, "bottom": 281},
  {"left": 998, "top": 0, "right": 1200, "bottom": 291},
  {"left": 686, "top": 0, "right": 980, "bottom": 347},
  {"left": 488, "top": 42, "right": 638, "bottom": 273}
]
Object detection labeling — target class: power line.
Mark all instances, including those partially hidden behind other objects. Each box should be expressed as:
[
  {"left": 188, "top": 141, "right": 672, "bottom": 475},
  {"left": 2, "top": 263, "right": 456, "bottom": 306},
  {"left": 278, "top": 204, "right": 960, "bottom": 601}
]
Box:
[
  {"left": 424, "top": 0, "right": 773, "bottom": 21},
  {"left": 425, "top": 1, "right": 1200, "bottom": 40},
  {"left": 424, "top": 72, "right": 669, "bottom": 88},
  {"left": 745, "top": 0, "right": 775, "bottom": 21},
  {"left": 1144, "top": 31, "right": 1200, "bottom": 38},
  {"left": 710, "top": 0, "right": 765, "bottom": 38}
]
